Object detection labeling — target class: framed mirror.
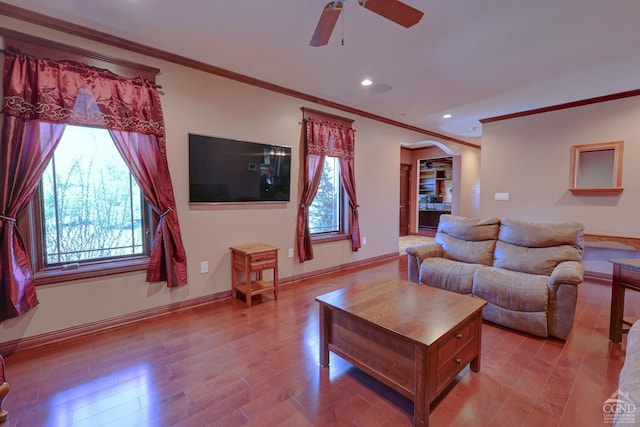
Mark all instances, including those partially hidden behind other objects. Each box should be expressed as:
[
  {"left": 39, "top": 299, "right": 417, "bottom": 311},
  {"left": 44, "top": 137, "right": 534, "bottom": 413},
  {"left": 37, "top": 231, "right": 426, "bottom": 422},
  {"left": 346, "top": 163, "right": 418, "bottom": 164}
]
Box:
[{"left": 569, "top": 141, "right": 623, "bottom": 195}]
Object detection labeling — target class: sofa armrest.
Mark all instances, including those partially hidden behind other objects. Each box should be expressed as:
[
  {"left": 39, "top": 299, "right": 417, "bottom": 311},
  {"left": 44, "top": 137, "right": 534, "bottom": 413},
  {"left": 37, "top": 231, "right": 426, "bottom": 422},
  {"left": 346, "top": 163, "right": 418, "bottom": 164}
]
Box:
[
  {"left": 406, "top": 243, "right": 443, "bottom": 283},
  {"left": 548, "top": 261, "right": 584, "bottom": 296},
  {"left": 616, "top": 321, "right": 640, "bottom": 426},
  {"left": 547, "top": 261, "right": 584, "bottom": 339}
]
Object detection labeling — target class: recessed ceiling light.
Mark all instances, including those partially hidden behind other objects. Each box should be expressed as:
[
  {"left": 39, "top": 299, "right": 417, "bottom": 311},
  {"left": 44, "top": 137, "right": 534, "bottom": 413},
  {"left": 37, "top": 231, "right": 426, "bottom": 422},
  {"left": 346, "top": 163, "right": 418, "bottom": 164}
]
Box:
[
  {"left": 361, "top": 79, "right": 373, "bottom": 86},
  {"left": 442, "top": 114, "right": 452, "bottom": 119}
]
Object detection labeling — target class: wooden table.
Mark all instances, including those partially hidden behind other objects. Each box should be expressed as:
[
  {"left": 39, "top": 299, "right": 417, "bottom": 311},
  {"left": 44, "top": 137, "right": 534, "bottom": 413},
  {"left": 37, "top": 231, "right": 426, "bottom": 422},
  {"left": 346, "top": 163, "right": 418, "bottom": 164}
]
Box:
[
  {"left": 230, "top": 243, "right": 279, "bottom": 307},
  {"left": 609, "top": 258, "right": 640, "bottom": 343},
  {"left": 315, "top": 277, "right": 487, "bottom": 427}
]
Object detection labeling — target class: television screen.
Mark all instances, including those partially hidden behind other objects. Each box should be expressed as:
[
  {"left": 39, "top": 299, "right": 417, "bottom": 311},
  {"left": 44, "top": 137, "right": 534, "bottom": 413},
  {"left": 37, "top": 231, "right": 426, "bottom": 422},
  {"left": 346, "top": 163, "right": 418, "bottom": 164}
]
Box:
[{"left": 188, "top": 134, "right": 292, "bottom": 203}]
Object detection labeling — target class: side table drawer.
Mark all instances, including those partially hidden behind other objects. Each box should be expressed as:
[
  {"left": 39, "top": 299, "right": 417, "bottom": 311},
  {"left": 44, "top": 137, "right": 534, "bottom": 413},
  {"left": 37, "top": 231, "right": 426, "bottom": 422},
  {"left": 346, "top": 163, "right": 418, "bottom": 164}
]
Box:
[
  {"left": 250, "top": 252, "right": 276, "bottom": 262},
  {"left": 250, "top": 260, "right": 277, "bottom": 271},
  {"left": 249, "top": 251, "right": 277, "bottom": 272}
]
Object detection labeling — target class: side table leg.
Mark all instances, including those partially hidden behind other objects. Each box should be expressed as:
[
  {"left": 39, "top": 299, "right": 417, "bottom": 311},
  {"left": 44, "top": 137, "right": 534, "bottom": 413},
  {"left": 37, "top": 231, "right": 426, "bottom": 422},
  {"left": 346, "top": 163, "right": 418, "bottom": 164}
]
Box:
[
  {"left": 273, "top": 255, "right": 279, "bottom": 301},
  {"left": 245, "top": 263, "right": 252, "bottom": 307}
]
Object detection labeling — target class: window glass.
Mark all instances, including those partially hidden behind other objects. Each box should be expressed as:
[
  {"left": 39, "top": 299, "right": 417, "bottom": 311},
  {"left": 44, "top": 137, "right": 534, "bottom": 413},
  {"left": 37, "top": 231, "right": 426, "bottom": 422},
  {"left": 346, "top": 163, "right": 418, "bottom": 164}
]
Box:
[
  {"left": 41, "top": 125, "right": 145, "bottom": 265},
  {"left": 309, "top": 156, "right": 341, "bottom": 234}
]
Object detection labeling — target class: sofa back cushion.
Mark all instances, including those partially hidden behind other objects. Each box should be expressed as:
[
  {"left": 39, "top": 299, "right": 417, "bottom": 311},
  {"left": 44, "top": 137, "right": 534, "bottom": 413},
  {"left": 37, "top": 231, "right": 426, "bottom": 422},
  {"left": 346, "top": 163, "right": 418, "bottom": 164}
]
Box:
[
  {"left": 435, "top": 214, "right": 500, "bottom": 265},
  {"left": 494, "top": 218, "right": 584, "bottom": 275}
]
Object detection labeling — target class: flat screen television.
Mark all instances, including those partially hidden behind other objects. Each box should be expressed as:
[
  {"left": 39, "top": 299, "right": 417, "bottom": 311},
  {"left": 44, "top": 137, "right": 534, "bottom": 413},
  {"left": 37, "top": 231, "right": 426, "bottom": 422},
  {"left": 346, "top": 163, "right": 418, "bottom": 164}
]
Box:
[{"left": 188, "top": 133, "right": 292, "bottom": 203}]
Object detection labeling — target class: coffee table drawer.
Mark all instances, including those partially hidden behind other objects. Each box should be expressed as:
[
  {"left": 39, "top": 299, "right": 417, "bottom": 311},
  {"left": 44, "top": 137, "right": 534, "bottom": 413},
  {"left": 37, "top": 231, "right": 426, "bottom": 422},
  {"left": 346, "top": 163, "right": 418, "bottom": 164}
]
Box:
[
  {"left": 437, "top": 319, "right": 474, "bottom": 364},
  {"left": 437, "top": 338, "right": 477, "bottom": 391}
]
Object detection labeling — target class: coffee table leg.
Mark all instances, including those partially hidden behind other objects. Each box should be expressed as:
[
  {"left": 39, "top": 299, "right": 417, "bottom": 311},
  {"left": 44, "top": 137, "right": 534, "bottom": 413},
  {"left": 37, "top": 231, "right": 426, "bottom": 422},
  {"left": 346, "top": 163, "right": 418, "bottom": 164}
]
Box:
[
  {"left": 471, "top": 316, "right": 482, "bottom": 372},
  {"left": 319, "top": 304, "right": 330, "bottom": 367},
  {"left": 413, "top": 346, "right": 429, "bottom": 427}
]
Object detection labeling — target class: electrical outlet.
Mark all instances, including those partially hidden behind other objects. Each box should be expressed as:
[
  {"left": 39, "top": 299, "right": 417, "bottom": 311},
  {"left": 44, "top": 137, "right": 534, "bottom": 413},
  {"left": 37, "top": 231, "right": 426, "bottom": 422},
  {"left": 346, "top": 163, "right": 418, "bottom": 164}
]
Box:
[
  {"left": 200, "top": 261, "right": 208, "bottom": 274},
  {"left": 494, "top": 192, "right": 510, "bottom": 201},
  {"left": 288, "top": 248, "right": 294, "bottom": 258}
]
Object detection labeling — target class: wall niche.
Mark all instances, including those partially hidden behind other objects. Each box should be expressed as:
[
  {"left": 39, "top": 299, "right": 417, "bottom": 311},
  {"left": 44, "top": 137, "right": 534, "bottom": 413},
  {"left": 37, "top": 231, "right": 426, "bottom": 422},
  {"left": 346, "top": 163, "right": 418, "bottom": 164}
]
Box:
[{"left": 569, "top": 141, "right": 624, "bottom": 195}]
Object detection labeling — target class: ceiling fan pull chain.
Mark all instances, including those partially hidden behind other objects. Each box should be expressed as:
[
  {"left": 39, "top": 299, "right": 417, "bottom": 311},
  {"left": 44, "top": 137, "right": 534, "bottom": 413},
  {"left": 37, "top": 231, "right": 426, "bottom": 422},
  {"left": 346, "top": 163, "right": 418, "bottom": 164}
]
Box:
[{"left": 341, "top": 3, "right": 345, "bottom": 46}]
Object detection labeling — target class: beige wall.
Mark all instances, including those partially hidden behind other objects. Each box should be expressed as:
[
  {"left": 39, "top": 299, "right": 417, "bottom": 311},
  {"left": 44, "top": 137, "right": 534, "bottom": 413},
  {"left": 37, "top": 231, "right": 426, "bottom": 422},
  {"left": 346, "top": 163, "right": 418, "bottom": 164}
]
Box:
[
  {"left": 480, "top": 96, "right": 640, "bottom": 274},
  {"left": 0, "top": 17, "right": 485, "bottom": 343}
]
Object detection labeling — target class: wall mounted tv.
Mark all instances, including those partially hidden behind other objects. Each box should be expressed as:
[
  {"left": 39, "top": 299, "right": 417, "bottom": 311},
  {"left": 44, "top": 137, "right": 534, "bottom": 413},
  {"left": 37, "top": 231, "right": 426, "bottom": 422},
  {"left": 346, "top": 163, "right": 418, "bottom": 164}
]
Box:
[{"left": 188, "top": 133, "right": 292, "bottom": 203}]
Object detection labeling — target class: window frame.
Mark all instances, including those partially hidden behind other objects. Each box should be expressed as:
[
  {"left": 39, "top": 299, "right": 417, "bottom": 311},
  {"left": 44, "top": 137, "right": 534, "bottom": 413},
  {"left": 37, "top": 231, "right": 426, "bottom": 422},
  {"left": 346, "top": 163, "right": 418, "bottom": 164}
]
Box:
[
  {"left": 5, "top": 29, "right": 161, "bottom": 286},
  {"left": 310, "top": 157, "right": 351, "bottom": 244},
  {"left": 18, "top": 167, "right": 157, "bottom": 286}
]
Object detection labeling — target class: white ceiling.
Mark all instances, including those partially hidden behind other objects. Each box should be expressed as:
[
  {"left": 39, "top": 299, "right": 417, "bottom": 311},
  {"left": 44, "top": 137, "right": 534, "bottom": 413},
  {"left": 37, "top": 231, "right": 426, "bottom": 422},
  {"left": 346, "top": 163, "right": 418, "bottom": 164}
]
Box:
[{"left": 4, "top": 0, "right": 640, "bottom": 145}]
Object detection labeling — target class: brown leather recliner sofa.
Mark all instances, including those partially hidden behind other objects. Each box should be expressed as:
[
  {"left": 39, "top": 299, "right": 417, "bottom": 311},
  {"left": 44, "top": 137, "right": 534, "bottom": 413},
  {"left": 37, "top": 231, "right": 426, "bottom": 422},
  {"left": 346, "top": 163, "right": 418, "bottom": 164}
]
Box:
[{"left": 406, "top": 215, "right": 585, "bottom": 340}]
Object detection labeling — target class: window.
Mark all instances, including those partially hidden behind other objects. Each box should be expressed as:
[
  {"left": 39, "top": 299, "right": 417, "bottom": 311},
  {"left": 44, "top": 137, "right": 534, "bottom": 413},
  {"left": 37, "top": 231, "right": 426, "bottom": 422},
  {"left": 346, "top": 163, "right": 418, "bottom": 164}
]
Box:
[
  {"left": 309, "top": 157, "right": 348, "bottom": 238},
  {"left": 42, "top": 126, "right": 146, "bottom": 265},
  {"left": 2, "top": 31, "right": 187, "bottom": 304},
  {"left": 298, "top": 107, "right": 359, "bottom": 262},
  {"left": 19, "top": 126, "right": 153, "bottom": 284}
]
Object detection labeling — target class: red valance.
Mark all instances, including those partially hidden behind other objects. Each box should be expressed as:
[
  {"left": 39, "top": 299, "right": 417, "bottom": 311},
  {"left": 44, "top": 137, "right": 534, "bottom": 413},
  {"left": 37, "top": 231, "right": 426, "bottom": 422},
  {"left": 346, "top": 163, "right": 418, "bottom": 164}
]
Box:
[
  {"left": 2, "top": 50, "right": 164, "bottom": 136},
  {"left": 304, "top": 117, "right": 355, "bottom": 160}
]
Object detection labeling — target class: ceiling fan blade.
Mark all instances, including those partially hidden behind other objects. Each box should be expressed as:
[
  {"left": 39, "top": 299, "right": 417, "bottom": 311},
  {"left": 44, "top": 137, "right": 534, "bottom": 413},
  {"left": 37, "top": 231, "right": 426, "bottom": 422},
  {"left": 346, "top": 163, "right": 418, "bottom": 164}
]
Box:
[
  {"left": 310, "top": 1, "right": 343, "bottom": 47},
  {"left": 358, "top": 0, "right": 424, "bottom": 28}
]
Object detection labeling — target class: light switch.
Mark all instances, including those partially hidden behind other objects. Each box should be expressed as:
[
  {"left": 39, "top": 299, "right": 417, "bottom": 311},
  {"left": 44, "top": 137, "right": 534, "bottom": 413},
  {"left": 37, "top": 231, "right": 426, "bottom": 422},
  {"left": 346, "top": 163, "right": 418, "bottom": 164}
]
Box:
[{"left": 200, "top": 261, "right": 209, "bottom": 273}]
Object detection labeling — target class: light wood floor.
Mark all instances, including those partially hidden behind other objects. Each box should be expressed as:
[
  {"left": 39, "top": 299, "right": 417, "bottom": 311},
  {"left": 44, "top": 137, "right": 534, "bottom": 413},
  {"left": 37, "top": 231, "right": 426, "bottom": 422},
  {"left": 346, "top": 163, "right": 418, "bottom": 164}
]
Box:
[{"left": 1, "top": 256, "right": 635, "bottom": 426}]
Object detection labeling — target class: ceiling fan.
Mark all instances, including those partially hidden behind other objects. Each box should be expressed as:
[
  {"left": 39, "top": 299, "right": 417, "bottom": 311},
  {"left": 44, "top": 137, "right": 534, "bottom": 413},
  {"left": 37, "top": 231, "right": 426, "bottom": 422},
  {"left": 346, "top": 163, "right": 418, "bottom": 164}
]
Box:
[{"left": 310, "top": 0, "right": 424, "bottom": 47}]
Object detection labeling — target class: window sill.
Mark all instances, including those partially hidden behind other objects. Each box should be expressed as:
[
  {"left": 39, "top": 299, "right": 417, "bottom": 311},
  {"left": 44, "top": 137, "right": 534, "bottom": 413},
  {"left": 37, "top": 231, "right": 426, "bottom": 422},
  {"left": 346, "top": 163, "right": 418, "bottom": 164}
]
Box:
[
  {"left": 35, "top": 257, "right": 150, "bottom": 286},
  {"left": 569, "top": 187, "right": 624, "bottom": 195},
  {"left": 311, "top": 233, "right": 350, "bottom": 244}
]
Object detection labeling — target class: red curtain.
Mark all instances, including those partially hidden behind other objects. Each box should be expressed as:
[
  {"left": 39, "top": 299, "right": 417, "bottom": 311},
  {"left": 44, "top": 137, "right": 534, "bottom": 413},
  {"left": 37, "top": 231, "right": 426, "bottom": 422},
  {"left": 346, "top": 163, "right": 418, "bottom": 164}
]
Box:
[
  {"left": 339, "top": 157, "right": 361, "bottom": 251},
  {"left": 0, "top": 119, "right": 65, "bottom": 319},
  {"left": 0, "top": 51, "right": 187, "bottom": 321},
  {"left": 296, "top": 115, "right": 361, "bottom": 262},
  {"left": 296, "top": 151, "right": 325, "bottom": 262},
  {"left": 109, "top": 130, "right": 187, "bottom": 286}
]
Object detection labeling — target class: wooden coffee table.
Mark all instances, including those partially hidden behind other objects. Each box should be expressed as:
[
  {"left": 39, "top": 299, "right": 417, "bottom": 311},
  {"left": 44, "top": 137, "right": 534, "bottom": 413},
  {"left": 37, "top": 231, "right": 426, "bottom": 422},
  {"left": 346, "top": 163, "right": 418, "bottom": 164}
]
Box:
[{"left": 315, "top": 277, "right": 487, "bottom": 427}]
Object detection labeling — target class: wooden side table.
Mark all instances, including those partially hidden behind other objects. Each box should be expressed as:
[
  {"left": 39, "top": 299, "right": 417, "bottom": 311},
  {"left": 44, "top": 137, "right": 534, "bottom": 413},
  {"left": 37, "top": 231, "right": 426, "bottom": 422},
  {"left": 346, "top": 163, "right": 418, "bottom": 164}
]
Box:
[
  {"left": 609, "top": 258, "right": 640, "bottom": 343},
  {"left": 230, "top": 243, "right": 279, "bottom": 307}
]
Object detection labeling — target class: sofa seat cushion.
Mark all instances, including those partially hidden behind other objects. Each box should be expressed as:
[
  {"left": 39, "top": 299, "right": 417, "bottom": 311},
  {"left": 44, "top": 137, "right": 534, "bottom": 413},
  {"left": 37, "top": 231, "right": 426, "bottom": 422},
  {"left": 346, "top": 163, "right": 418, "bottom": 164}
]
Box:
[
  {"left": 473, "top": 267, "right": 549, "bottom": 312},
  {"left": 419, "top": 258, "right": 483, "bottom": 294},
  {"left": 473, "top": 267, "right": 550, "bottom": 338}
]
